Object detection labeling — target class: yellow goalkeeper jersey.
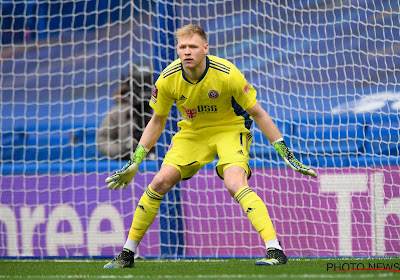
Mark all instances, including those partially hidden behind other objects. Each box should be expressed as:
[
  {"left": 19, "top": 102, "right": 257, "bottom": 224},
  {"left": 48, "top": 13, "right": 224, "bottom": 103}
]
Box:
[{"left": 149, "top": 55, "right": 257, "bottom": 130}]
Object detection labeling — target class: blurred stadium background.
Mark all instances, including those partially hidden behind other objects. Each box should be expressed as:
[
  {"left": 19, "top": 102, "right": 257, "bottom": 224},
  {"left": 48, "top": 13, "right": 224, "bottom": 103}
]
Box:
[{"left": 1, "top": 0, "right": 399, "bottom": 258}]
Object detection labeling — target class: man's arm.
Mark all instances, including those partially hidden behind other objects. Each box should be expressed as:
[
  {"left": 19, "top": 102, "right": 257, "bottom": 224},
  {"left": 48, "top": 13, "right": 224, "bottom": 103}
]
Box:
[
  {"left": 247, "top": 102, "right": 317, "bottom": 178},
  {"left": 138, "top": 112, "right": 168, "bottom": 151},
  {"left": 105, "top": 112, "right": 168, "bottom": 190},
  {"left": 246, "top": 102, "right": 282, "bottom": 143}
]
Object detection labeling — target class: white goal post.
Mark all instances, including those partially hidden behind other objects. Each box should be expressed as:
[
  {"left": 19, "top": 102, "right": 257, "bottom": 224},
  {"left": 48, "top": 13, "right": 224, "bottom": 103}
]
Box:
[{"left": 1, "top": 0, "right": 399, "bottom": 258}]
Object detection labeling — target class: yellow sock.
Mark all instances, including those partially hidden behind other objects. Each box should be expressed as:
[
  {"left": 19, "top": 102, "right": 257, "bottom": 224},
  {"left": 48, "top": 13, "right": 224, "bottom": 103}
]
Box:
[
  {"left": 128, "top": 185, "right": 164, "bottom": 242},
  {"left": 234, "top": 186, "right": 277, "bottom": 242}
]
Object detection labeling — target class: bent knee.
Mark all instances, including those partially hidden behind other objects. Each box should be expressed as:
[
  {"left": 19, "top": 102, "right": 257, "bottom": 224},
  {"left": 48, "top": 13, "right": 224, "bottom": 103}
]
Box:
[
  {"left": 150, "top": 165, "right": 181, "bottom": 195},
  {"left": 224, "top": 182, "right": 247, "bottom": 197},
  {"left": 150, "top": 176, "right": 174, "bottom": 195},
  {"left": 223, "top": 166, "right": 248, "bottom": 197}
]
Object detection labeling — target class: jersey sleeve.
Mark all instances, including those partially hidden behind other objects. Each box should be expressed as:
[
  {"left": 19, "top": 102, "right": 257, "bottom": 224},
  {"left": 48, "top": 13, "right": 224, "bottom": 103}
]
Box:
[
  {"left": 230, "top": 66, "right": 257, "bottom": 110},
  {"left": 149, "top": 75, "right": 175, "bottom": 116}
]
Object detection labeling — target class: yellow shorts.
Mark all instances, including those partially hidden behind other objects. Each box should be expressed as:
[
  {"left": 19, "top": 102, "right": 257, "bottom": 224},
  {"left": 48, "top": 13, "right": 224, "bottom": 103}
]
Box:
[{"left": 163, "top": 125, "right": 253, "bottom": 180}]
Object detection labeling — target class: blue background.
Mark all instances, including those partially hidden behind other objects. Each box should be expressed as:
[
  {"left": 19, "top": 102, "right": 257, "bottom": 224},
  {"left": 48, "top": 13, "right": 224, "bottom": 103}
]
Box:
[{"left": 1, "top": 0, "right": 400, "bottom": 175}]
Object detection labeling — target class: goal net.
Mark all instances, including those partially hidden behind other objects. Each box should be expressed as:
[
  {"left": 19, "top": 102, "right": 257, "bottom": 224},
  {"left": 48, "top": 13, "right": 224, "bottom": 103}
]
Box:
[{"left": 1, "top": 0, "right": 399, "bottom": 258}]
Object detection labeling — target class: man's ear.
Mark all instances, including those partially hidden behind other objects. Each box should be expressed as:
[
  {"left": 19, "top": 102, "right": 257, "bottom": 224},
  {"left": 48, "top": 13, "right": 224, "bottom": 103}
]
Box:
[{"left": 204, "top": 43, "right": 209, "bottom": 54}]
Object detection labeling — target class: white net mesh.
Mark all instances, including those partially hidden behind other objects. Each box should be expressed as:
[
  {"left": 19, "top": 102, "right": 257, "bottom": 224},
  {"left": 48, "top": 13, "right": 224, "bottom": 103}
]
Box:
[{"left": 1, "top": 0, "right": 399, "bottom": 258}]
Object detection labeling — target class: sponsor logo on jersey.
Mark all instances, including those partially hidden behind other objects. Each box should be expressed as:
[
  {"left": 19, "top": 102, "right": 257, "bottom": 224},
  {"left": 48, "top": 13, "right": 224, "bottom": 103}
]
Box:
[
  {"left": 150, "top": 96, "right": 157, "bottom": 104},
  {"left": 207, "top": 89, "right": 219, "bottom": 99},
  {"left": 138, "top": 205, "right": 146, "bottom": 212},
  {"left": 179, "top": 95, "right": 187, "bottom": 100},
  {"left": 197, "top": 105, "right": 218, "bottom": 113},
  {"left": 237, "top": 149, "right": 245, "bottom": 156},
  {"left": 183, "top": 107, "right": 197, "bottom": 119}
]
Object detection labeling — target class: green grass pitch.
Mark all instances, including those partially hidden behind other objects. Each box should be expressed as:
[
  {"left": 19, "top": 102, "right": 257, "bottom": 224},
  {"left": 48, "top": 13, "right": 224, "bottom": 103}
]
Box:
[{"left": 1, "top": 257, "right": 400, "bottom": 279}]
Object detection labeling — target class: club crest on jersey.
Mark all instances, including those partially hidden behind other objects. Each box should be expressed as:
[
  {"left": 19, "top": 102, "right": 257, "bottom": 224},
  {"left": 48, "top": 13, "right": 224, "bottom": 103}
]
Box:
[
  {"left": 207, "top": 89, "right": 219, "bottom": 99},
  {"left": 183, "top": 107, "right": 197, "bottom": 119}
]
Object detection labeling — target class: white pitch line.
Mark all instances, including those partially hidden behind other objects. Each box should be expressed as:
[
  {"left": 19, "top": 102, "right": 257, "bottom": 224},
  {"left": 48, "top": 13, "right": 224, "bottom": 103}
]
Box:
[{"left": 0, "top": 273, "right": 396, "bottom": 279}]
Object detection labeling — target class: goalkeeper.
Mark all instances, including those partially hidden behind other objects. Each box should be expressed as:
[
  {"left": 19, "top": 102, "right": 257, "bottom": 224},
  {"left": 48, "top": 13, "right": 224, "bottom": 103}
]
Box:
[{"left": 104, "top": 24, "right": 317, "bottom": 269}]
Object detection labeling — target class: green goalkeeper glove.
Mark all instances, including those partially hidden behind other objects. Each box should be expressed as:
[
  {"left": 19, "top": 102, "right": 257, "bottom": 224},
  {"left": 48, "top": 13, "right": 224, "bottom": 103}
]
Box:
[
  {"left": 105, "top": 145, "right": 149, "bottom": 190},
  {"left": 274, "top": 140, "right": 317, "bottom": 178}
]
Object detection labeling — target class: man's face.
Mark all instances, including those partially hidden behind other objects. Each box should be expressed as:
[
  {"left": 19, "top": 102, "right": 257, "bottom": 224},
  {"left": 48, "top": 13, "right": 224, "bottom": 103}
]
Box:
[{"left": 177, "top": 34, "right": 209, "bottom": 69}]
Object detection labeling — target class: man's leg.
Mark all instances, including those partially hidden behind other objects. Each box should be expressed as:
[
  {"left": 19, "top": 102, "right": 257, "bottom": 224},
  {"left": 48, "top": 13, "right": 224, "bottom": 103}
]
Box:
[
  {"left": 127, "top": 164, "right": 181, "bottom": 244},
  {"left": 223, "top": 165, "right": 288, "bottom": 266},
  {"left": 104, "top": 165, "right": 181, "bottom": 268}
]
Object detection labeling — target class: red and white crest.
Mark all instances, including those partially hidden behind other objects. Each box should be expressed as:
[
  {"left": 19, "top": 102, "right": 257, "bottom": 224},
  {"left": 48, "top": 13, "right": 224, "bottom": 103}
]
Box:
[
  {"left": 207, "top": 89, "right": 219, "bottom": 99},
  {"left": 183, "top": 107, "right": 197, "bottom": 119}
]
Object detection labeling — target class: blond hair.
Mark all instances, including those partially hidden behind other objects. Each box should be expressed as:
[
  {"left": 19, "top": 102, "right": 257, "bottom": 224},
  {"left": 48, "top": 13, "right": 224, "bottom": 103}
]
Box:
[{"left": 175, "top": 24, "right": 207, "bottom": 42}]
